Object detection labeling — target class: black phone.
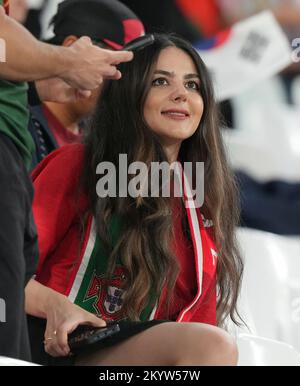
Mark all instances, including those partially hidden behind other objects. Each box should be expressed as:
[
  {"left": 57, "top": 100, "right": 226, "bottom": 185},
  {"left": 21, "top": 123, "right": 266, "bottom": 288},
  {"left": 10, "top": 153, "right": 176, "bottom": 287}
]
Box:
[
  {"left": 68, "top": 323, "right": 120, "bottom": 353},
  {"left": 123, "top": 34, "right": 155, "bottom": 52}
]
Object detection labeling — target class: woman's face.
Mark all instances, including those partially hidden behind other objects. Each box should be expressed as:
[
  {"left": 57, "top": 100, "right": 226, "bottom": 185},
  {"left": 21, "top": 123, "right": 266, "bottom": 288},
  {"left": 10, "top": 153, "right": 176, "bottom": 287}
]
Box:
[{"left": 143, "top": 47, "right": 204, "bottom": 148}]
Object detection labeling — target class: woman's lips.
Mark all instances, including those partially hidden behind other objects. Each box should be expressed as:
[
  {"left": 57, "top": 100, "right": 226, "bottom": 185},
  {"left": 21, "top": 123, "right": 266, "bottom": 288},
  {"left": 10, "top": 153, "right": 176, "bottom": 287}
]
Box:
[{"left": 161, "top": 109, "right": 190, "bottom": 120}]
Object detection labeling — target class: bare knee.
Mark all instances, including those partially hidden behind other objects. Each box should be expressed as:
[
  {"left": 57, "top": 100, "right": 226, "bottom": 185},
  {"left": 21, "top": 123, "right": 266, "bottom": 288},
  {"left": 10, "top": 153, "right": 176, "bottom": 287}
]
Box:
[
  {"left": 174, "top": 323, "right": 238, "bottom": 366},
  {"left": 203, "top": 326, "right": 238, "bottom": 366},
  {"left": 75, "top": 322, "right": 238, "bottom": 366}
]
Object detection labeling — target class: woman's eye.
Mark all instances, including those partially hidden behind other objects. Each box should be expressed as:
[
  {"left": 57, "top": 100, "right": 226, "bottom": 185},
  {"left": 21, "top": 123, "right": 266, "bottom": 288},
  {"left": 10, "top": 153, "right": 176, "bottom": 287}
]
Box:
[
  {"left": 186, "top": 81, "right": 200, "bottom": 91},
  {"left": 152, "top": 78, "right": 168, "bottom": 86}
]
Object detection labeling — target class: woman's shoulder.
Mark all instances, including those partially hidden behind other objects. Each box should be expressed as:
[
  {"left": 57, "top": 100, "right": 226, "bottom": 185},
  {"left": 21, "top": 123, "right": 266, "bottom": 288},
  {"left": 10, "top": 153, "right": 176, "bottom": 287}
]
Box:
[{"left": 31, "top": 144, "right": 85, "bottom": 182}]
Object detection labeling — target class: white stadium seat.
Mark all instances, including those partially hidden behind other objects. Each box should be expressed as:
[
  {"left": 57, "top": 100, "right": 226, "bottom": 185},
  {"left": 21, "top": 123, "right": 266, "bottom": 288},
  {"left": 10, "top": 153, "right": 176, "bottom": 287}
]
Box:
[
  {"left": 237, "top": 334, "right": 300, "bottom": 366},
  {"left": 236, "top": 228, "right": 300, "bottom": 350},
  {"left": 0, "top": 356, "right": 39, "bottom": 366}
]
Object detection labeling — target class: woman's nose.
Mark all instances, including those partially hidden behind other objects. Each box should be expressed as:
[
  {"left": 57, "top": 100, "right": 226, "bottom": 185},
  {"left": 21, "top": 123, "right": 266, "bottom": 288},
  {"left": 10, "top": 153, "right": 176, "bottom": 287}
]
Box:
[{"left": 169, "top": 84, "right": 188, "bottom": 102}]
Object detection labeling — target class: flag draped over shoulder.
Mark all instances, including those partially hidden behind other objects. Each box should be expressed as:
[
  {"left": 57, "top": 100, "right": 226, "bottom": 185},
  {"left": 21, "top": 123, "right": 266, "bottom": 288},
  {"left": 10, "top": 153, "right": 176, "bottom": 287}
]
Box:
[{"left": 195, "top": 11, "right": 292, "bottom": 101}]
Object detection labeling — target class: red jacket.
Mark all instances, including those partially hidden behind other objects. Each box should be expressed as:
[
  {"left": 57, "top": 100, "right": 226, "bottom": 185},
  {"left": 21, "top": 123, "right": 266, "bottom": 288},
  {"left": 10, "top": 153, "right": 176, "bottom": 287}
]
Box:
[{"left": 32, "top": 144, "right": 217, "bottom": 325}]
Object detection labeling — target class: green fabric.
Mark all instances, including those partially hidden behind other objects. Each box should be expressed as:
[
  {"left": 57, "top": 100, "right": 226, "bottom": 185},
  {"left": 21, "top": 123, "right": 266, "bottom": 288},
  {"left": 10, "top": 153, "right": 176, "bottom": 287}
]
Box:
[
  {"left": 0, "top": 80, "right": 34, "bottom": 170},
  {"left": 0, "top": 2, "right": 34, "bottom": 169},
  {"left": 74, "top": 217, "right": 157, "bottom": 321}
]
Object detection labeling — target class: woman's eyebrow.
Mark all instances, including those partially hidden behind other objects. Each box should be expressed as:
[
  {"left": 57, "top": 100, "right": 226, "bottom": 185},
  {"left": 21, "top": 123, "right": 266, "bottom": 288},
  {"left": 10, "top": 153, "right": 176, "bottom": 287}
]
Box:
[
  {"left": 153, "top": 70, "right": 200, "bottom": 79},
  {"left": 184, "top": 73, "right": 200, "bottom": 80},
  {"left": 154, "top": 70, "right": 174, "bottom": 77}
]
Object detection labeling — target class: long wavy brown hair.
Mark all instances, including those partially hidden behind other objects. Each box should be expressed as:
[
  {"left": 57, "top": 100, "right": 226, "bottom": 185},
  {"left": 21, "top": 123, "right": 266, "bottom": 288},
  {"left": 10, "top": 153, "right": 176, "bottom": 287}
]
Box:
[{"left": 82, "top": 33, "right": 243, "bottom": 325}]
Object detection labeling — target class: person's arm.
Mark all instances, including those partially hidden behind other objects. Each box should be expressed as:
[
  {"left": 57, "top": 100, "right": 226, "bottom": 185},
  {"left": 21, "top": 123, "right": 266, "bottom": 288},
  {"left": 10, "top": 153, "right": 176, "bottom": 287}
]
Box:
[
  {"left": 28, "top": 147, "right": 107, "bottom": 358},
  {"left": 34, "top": 77, "right": 92, "bottom": 103},
  {"left": 25, "top": 279, "right": 106, "bottom": 357},
  {"left": 0, "top": 6, "right": 133, "bottom": 89},
  {"left": 31, "top": 145, "right": 87, "bottom": 267}
]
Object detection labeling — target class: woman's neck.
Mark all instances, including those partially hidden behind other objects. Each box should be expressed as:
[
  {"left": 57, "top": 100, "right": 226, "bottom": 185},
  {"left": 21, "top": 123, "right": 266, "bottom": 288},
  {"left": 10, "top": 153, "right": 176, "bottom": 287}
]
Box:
[{"left": 163, "top": 142, "right": 181, "bottom": 164}]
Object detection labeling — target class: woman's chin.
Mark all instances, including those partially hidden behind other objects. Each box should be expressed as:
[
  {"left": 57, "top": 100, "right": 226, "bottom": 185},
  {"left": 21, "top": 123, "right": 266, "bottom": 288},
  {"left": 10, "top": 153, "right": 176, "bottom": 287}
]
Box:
[{"left": 165, "top": 132, "right": 195, "bottom": 142}]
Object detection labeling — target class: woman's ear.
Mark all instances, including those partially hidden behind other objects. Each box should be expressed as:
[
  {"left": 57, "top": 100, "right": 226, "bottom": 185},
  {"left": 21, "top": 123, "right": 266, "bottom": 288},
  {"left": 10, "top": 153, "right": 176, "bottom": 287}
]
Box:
[{"left": 62, "top": 35, "right": 78, "bottom": 47}]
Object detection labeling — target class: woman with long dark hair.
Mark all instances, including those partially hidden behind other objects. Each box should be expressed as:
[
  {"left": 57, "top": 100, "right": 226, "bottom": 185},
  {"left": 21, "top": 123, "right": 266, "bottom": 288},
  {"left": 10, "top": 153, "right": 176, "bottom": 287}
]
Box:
[{"left": 26, "top": 33, "right": 243, "bottom": 366}]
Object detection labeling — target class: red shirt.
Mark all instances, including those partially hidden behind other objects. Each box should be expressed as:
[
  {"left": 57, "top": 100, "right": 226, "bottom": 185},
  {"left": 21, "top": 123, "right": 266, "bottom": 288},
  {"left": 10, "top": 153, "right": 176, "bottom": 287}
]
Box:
[
  {"left": 155, "top": 199, "right": 197, "bottom": 320},
  {"left": 43, "top": 104, "right": 82, "bottom": 148}
]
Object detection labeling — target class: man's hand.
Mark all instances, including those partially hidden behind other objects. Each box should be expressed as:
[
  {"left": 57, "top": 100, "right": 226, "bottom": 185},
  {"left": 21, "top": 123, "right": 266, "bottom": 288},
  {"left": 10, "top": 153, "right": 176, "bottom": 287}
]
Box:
[
  {"left": 59, "top": 36, "right": 134, "bottom": 90},
  {"left": 35, "top": 77, "right": 92, "bottom": 103}
]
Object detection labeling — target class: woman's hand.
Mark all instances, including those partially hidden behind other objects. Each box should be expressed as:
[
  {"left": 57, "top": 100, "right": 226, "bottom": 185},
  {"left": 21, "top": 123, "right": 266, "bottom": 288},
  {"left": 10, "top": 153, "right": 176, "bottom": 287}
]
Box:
[
  {"left": 25, "top": 279, "right": 106, "bottom": 358},
  {"left": 43, "top": 294, "right": 106, "bottom": 357}
]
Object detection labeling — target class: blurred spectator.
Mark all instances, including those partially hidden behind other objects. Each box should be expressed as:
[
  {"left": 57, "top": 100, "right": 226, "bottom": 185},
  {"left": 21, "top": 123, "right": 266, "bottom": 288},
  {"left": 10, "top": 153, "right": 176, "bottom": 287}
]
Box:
[
  {"left": 28, "top": 0, "right": 145, "bottom": 167},
  {"left": 120, "top": 0, "right": 202, "bottom": 43},
  {"left": 218, "top": 0, "right": 300, "bottom": 33},
  {"left": 212, "top": 1, "right": 300, "bottom": 108},
  {"left": 177, "top": 0, "right": 225, "bottom": 37},
  {"left": 237, "top": 171, "right": 300, "bottom": 235},
  {"left": 215, "top": 2, "right": 300, "bottom": 234}
]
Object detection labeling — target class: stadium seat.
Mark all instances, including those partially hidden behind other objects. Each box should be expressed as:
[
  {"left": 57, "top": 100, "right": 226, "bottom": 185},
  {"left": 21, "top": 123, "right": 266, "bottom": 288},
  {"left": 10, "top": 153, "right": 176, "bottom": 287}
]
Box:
[
  {"left": 235, "top": 228, "right": 300, "bottom": 352},
  {"left": 0, "top": 356, "right": 39, "bottom": 366},
  {"left": 237, "top": 334, "right": 300, "bottom": 366}
]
